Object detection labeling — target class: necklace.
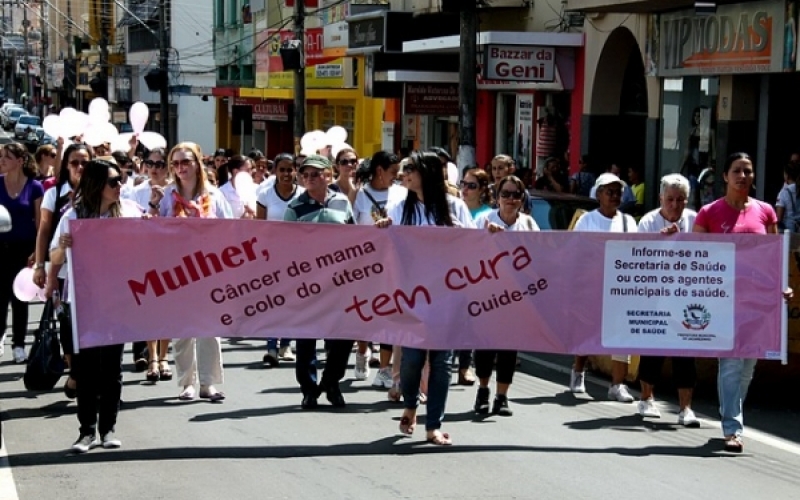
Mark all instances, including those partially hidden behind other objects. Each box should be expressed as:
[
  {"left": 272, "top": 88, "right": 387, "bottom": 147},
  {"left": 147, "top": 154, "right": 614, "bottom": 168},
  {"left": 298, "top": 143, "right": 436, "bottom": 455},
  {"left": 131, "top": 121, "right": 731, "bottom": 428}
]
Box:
[{"left": 4, "top": 175, "right": 25, "bottom": 198}]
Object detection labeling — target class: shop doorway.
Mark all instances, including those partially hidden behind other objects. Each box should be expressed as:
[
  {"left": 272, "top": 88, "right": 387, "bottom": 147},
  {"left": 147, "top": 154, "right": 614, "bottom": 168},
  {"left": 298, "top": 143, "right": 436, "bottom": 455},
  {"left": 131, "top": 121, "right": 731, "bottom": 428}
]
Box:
[{"left": 588, "top": 27, "right": 648, "bottom": 181}]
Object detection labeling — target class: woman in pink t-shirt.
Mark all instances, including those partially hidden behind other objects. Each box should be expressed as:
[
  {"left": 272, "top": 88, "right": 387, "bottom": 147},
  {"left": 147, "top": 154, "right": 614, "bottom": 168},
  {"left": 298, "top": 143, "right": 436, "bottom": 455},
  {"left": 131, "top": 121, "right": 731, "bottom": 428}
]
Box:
[{"left": 694, "top": 152, "right": 791, "bottom": 453}]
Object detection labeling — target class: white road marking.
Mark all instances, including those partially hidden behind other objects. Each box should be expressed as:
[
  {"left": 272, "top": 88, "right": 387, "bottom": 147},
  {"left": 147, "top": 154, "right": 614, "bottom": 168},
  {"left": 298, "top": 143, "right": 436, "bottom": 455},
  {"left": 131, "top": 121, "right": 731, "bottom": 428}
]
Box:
[
  {"left": 519, "top": 353, "right": 800, "bottom": 457},
  {"left": 0, "top": 434, "right": 21, "bottom": 500}
]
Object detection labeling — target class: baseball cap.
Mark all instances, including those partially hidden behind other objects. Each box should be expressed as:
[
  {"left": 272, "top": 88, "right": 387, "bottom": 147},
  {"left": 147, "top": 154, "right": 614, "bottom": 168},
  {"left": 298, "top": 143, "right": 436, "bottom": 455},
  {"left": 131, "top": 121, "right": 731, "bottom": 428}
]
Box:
[
  {"left": 595, "top": 173, "right": 627, "bottom": 188},
  {"left": 300, "top": 154, "right": 332, "bottom": 170}
]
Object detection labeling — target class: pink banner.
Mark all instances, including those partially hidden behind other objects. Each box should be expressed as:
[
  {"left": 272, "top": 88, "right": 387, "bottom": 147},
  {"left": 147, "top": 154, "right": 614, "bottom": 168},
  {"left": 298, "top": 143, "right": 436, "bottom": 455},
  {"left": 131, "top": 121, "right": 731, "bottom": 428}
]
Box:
[{"left": 69, "top": 219, "right": 785, "bottom": 359}]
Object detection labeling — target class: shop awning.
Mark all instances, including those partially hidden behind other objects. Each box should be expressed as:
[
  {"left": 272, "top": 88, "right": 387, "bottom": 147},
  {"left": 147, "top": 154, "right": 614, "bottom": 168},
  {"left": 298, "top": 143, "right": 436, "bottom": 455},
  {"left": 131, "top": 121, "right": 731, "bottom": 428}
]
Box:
[
  {"left": 402, "top": 31, "right": 583, "bottom": 54},
  {"left": 565, "top": 0, "right": 739, "bottom": 14},
  {"left": 117, "top": 0, "right": 159, "bottom": 28},
  {"left": 374, "top": 68, "right": 567, "bottom": 92}
]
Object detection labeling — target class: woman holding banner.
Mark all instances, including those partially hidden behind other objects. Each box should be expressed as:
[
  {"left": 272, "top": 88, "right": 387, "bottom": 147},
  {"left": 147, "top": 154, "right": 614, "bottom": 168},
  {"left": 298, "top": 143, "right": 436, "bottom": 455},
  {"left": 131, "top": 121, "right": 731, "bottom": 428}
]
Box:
[
  {"left": 635, "top": 174, "right": 700, "bottom": 427},
  {"left": 50, "top": 158, "right": 141, "bottom": 452},
  {"left": 376, "top": 151, "right": 474, "bottom": 446},
  {"left": 570, "top": 173, "right": 638, "bottom": 402},
  {"left": 473, "top": 175, "right": 539, "bottom": 417},
  {"left": 147, "top": 142, "right": 233, "bottom": 402},
  {"left": 693, "top": 152, "right": 791, "bottom": 452},
  {"left": 353, "top": 151, "right": 405, "bottom": 390}
]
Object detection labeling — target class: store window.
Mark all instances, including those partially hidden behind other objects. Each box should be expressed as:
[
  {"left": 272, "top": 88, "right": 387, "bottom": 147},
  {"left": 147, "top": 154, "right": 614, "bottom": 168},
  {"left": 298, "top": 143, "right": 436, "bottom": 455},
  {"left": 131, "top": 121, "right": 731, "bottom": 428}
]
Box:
[{"left": 659, "top": 76, "right": 719, "bottom": 210}]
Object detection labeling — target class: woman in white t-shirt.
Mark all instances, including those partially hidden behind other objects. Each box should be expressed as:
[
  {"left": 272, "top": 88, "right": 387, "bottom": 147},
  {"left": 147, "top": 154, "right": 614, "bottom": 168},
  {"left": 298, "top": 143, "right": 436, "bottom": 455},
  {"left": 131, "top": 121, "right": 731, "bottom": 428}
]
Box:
[
  {"left": 218, "top": 155, "right": 255, "bottom": 219},
  {"left": 377, "top": 151, "right": 475, "bottom": 446},
  {"left": 132, "top": 147, "right": 170, "bottom": 212},
  {"left": 570, "top": 173, "right": 638, "bottom": 403},
  {"left": 473, "top": 175, "right": 539, "bottom": 417},
  {"left": 49, "top": 158, "right": 141, "bottom": 453},
  {"left": 255, "top": 153, "right": 304, "bottom": 365},
  {"left": 147, "top": 142, "right": 232, "bottom": 402},
  {"left": 351, "top": 151, "right": 406, "bottom": 390}
]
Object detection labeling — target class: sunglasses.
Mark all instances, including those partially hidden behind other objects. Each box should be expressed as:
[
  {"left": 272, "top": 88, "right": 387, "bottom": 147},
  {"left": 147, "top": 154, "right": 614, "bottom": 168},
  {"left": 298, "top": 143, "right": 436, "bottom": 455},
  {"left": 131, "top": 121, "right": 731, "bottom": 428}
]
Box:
[
  {"left": 301, "top": 170, "right": 322, "bottom": 179},
  {"left": 106, "top": 176, "right": 123, "bottom": 188},
  {"left": 602, "top": 188, "right": 623, "bottom": 197},
  {"left": 144, "top": 160, "right": 167, "bottom": 169},
  {"left": 69, "top": 159, "right": 89, "bottom": 168},
  {"left": 460, "top": 181, "right": 479, "bottom": 190},
  {"left": 171, "top": 159, "right": 195, "bottom": 168},
  {"left": 499, "top": 190, "right": 523, "bottom": 200},
  {"left": 338, "top": 159, "right": 358, "bottom": 166},
  {"left": 402, "top": 165, "right": 416, "bottom": 174}
]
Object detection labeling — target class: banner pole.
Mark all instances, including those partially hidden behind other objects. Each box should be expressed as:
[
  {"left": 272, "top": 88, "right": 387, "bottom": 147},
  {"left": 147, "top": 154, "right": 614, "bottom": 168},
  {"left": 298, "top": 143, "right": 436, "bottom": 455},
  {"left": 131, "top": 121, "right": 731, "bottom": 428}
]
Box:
[
  {"left": 66, "top": 247, "right": 79, "bottom": 354},
  {"left": 782, "top": 230, "right": 790, "bottom": 365}
]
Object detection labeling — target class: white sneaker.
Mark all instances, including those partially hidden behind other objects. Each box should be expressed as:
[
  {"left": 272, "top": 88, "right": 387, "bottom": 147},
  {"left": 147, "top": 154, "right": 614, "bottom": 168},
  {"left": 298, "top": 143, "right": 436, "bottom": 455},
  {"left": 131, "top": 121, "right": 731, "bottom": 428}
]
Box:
[
  {"left": 608, "top": 384, "right": 635, "bottom": 403},
  {"left": 678, "top": 408, "right": 701, "bottom": 428},
  {"left": 569, "top": 369, "right": 586, "bottom": 393},
  {"left": 12, "top": 347, "right": 26, "bottom": 364},
  {"left": 637, "top": 398, "right": 661, "bottom": 417},
  {"left": 101, "top": 431, "right": 122, "bottom": 449},
  {"left": 371, "top": 367, "right": 393, "bottom": 388},
  {"left": 71, "top": 434, "right": 99, "bottom": 453},
  {"left": 278, "top": 345, "right": 295, "bottom": 361},
  {"left": 354, "top": 352, "right": 369, "bottom": 381}
]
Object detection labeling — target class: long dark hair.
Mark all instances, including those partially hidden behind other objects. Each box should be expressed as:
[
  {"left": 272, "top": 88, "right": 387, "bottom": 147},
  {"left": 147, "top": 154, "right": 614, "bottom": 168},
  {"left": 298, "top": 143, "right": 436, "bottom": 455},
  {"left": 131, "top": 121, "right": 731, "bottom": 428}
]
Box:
[
  {"left": 4, "top": 142, "right": 36, "bottom": 178},
  {"left": 723, "top": 152, "right": 751, "bottom": 174},
  {"left": 401, "top": 151, "right": 453, "bottom": 227},
  {"left": 56, "top": 143, "right": 92, "bottom": 189},
  {"left": 356, "top": 150, "right": 399, "bottom": 184},
  {"left": 73, "top": 159, "right": 122, "bottom": 219}
]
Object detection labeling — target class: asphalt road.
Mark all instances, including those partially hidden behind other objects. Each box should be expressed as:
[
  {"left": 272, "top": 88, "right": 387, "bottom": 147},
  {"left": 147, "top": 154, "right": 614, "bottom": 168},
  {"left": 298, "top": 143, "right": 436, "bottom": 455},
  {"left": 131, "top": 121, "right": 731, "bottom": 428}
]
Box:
[{"left": 4, "top": 302, "right": 800, "bottom": 500}]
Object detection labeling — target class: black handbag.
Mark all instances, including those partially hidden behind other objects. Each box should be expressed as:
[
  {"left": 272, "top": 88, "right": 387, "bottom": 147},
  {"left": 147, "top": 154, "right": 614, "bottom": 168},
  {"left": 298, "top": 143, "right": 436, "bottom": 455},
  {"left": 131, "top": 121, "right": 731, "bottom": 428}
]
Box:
[{"left": 24, "top": 299, "right": 66, "bottom": 391}]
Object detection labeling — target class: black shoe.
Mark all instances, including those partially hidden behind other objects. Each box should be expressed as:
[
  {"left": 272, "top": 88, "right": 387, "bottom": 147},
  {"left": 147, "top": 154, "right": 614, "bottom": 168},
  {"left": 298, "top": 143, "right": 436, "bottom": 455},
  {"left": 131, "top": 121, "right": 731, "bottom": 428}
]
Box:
[
  {"left": 64, "top": 377, "right": 77, "bottom": 399},
  {"left": 474, "top": 387, "right": 490, "bottom": 414},
  {"left": 301, "top": 393, "right": 319, "bottom": 410},
  {"left": 492, "top": 394, "right": 513, "bottom": 416},
  {"left": 133, "top": 358, "right": 148, "bottom": 372},
  {"left": 262, "top": 350, "right": 279, "bottom": 368},
  {"left": 325, "top": 385, "right": 346, "bottom": 408}
]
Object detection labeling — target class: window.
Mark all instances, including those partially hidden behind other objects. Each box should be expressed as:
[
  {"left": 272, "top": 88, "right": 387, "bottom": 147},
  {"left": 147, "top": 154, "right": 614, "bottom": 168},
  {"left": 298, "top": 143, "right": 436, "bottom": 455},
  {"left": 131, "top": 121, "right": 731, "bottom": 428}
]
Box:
[
  {"left": 128, "top": 24, "right": 160, "bottom": 52},
  {"left": 214, "top": 0, "right": 224, "bottom": 28},
  {"left": 228, "top": 0, "right": 239, "bottom": 26}
]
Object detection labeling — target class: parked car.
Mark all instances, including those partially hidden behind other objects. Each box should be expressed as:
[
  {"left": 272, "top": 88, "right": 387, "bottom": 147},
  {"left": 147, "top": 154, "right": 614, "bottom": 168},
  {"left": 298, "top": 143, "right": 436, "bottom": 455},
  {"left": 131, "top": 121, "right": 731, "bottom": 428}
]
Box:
[
  {"left": 2, "top": 108, "right": 27, "bottom": 130},
  {"left": 14, "top": 115, "right": 41, "bottom": 140},
  {"left": 527, "top": 190, "right": 599, "bottom": 230},
  {"left": 0, "top": 102, "right": 22, "bottom": 121}
]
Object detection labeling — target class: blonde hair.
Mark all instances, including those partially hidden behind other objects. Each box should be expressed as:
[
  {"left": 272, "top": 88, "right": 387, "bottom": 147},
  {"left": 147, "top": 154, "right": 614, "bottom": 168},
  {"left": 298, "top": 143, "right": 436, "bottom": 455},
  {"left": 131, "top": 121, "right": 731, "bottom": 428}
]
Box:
[{"left": 169, "top": 142, "right": 208, "bottom": 198}]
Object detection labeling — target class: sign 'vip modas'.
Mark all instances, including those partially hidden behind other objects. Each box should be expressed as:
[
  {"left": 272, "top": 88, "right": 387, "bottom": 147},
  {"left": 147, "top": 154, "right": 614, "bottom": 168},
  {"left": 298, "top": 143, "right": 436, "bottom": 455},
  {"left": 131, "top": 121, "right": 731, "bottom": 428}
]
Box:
[
  {"left": 484, "top": 45, "right": 555, "bottom": 82},
  {"left": 658, "top": 0, "right": 783, "bottom": 76}
]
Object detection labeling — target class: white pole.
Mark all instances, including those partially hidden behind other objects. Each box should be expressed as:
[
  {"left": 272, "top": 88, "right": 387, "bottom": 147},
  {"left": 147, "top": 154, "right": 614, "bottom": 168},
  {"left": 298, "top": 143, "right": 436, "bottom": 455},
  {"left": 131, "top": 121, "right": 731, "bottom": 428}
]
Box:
[{"left": 781, "top": 230, "right": 790, "bottom": 365}]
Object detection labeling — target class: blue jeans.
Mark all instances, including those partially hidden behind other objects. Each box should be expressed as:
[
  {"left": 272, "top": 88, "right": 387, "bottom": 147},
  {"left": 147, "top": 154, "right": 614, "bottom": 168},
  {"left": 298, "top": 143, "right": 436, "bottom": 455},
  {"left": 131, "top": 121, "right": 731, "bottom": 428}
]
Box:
[
  {"left": 266, "top": 338, "right": 291, "bottom": 351},
  {"left": 401, "top": 348, "right": 452, "bottom": 431},
  {"left": 718, "top": 358, "right": 757, "bottom": 437}
]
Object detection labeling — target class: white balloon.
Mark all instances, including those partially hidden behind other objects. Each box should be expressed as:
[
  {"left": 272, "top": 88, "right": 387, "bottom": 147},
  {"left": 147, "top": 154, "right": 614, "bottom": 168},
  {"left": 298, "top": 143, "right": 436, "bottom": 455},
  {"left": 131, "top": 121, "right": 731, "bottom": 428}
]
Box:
[
  {"left": 300, "top": 129, "right": 324, "bottom": 152},
  {"left": 111, "top": 132, "right": 134, "bottom": 154},
  {"left": 234, "top": 171, "right": 257, "bottom": 208},
  {"left": 59, "top": 107, "right": 77, "bottom": 120},
  {"left": 129, "top": 102, "right": 149, "bottom": 134},
  {"left": 89, "top": 109, "right": 111, "bottom": 125},
  {"left": 138, "top": 131, "right": 167, "bottom": 150},
  {"left": 100, "top": 122, "right": 119, "bottom": 144},
  {"left": 82, "top": 124, "right": 105, "bottom": 147},
  {"left": 42, "top": 115, "right": 63, "bottom": 138},
  {"left": 331, "top": 142, "right": 352, "bottom": 160},
  {"left": 326, "top": 126, "right": 348, "bottom": 146},
  {"left": 88, "top": 97, "right": 109, "bottom": 118},
  {"left": 62, "top": 111, "right": 90, "bottom": 138}
]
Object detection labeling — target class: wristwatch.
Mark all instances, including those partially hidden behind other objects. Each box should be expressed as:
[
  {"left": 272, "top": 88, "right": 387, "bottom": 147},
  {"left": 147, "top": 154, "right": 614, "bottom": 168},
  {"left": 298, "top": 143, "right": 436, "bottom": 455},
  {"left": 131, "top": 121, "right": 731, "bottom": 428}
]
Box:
[
  {"left": 148, "top": 201, "right": 159, "bottom": 210},
  {"left": 33, "top": 262, "right": 45, "bottom": 270}
]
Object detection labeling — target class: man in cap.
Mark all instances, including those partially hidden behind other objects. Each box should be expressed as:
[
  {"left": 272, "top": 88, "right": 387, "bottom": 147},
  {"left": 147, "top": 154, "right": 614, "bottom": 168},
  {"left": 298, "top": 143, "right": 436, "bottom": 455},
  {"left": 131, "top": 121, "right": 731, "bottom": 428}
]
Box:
[{"left": 284, "top": 155, "right": 356, "bottom": 409}]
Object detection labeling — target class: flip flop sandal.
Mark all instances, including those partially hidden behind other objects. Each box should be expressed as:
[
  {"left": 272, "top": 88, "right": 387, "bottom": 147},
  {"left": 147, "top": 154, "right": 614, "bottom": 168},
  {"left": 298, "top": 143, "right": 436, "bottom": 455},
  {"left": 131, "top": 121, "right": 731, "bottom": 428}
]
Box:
[
  {"left": 399, "top": 415, "right": 416, "bottom": 435},
  {"left": 200, "top": 391, "right": 226, "bottom": 402},
  {"left": 178, "top": 386, "right": 196, "bottom": 400},
  {"left": 426, "top": 431, "right": 452, "bottom": 446},
  {"left": 146, "top": 361, "right": 160, "bottom": 383},
  {"left": 724, "top": 436, "right": 743, "bottom": 453},
  {"left": 158, "top": 360, "right": 173, "bottom": 381}
]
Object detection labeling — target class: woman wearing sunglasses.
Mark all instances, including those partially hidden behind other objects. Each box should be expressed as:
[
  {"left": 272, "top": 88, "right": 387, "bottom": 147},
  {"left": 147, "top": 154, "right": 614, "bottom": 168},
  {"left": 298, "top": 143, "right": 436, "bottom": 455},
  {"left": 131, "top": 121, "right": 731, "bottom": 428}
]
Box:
[
  {"left": 34, "top": 144, "right": 58, "bottom": 186},
  {"left": 332, "top": 147, "right": 358, "bottom": 202},
  {"left": 49, "top": 159, "right": 142, "bottom": 453},
  {"left": 376, "top": 151, "right": 474, "bottom": 446},
  {"left": 147, "top": 142, "right": 232, "bottom": 402},
  {"left": 460, "top": 168, "right": 493, "bottom": 220},
  {"left": 256, "top": 153, "right": 304, "bottom": 366},
  {"left": 473, "top": 175, "right": 539, "bottom": 417},
  {"left": 35, "top": 143, "right": 91, "bottom": 397}
]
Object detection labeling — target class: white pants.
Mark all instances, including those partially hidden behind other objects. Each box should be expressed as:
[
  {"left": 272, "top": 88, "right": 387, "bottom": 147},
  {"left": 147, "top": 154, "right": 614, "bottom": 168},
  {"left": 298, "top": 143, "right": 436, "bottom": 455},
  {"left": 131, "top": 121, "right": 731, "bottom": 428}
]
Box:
[{"left": 174, "top": 337, "right": 223, "bottom": 387}]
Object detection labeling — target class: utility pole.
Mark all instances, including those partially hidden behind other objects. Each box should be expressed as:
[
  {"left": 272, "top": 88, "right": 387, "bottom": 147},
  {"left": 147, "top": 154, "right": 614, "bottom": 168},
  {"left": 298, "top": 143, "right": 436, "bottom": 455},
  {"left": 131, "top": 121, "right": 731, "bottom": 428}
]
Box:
[
  {"left": 40, "top": 0, "right": 47, "bottom": 116},
  {"left": 22, "top": 1, "right": 29, "bottom": 111},
  {"left": 158, "top": 0, "right": 169, "bottom": 143},
  {"left": 457, "top": 3, "right": 478, "bottom": 170},
  {"left": 293, "top": 0, "right": 305, "bottom": 155},
  {"left": 98, "top": 0, "right": 108, "bottom": 98}
]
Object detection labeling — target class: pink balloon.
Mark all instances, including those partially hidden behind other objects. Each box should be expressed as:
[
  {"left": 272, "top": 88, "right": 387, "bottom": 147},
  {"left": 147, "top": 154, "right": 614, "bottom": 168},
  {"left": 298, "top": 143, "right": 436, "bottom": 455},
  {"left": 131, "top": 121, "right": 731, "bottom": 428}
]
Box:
[
  {"left": 13, "top": 268, "right": 41, "bottom": 302},
  {"left": 129, "top": 102, "right": 149, "bottom": 134}
]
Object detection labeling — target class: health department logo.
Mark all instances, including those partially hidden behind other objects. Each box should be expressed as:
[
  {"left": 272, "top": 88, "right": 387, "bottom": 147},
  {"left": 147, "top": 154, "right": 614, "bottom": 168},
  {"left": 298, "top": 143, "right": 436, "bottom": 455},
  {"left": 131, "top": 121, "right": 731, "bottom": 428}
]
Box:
[{"left": 682, "top": 304, "right": 710, "bottom": 330}]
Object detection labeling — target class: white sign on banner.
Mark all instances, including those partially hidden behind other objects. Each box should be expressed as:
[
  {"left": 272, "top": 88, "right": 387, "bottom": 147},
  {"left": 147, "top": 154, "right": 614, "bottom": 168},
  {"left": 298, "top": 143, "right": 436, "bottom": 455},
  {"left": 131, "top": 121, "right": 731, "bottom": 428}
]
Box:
[
  {"left": 484, "top": 45, "right": 555, "bottom": 82},
  {"left": 381, "top": 121, "right": 394, "bottom": 152},
  {"left": 514, "top": 94, "right": 533, "bottom": 170},
  {"left": 601, "top": 241, "right": 736, "bottom": 350}
]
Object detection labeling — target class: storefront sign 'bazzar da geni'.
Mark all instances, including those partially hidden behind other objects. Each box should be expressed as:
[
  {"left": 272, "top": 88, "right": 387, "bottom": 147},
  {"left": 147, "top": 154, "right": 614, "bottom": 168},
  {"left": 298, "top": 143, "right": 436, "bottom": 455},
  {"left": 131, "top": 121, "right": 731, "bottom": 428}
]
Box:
[{"left": 657, "top": 0, "right": 784, "bottom": 77}]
